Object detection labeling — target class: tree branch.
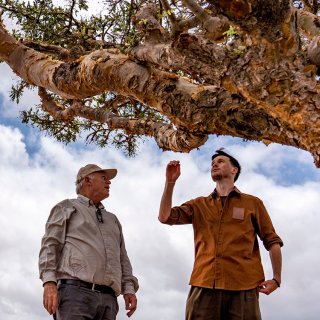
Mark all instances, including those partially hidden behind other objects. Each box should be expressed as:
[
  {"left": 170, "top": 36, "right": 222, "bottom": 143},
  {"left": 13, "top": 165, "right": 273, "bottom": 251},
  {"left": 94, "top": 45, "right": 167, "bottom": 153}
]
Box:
[
  {"left": 130, "top": 32, "right": 228, "bottom": 84},
  {"left": 176, "top": 15, "right": 201, "bottom": 32},
  {"left": 2, "top": 11, "right": 320, "bottom": 166},
  {"left": 182, "top": 0, "right": 229, "bottom": 40},
  {"left": 296, "top": 7, "right": 320, "bottom": 38},
  {"left": 132, "top": 3, "right": 167, "bottom": 43},
  {"left": 21, "top": 40, "right": 86, "bottom": 61},
  {"left": 0, "top": 19, "right": 225, "bottom": 131},
  {"left": 307, "top": 36, "right": 320, "bottom": 67},
  {"left": 160, "top": 0, "right": 178, "bottom": 26},
  {"left": 300, "top": 0, "right": 314, "bottom": 13},
  {"left": 38, "top": 87, "right": 208, "bottom": 152}
]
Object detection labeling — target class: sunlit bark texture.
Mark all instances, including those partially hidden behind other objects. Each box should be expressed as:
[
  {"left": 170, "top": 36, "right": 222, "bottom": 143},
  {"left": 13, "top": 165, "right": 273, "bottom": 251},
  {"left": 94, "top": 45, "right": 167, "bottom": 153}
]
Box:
[{"left": 0, "top": 0, "right": 320, "bottom": 165}]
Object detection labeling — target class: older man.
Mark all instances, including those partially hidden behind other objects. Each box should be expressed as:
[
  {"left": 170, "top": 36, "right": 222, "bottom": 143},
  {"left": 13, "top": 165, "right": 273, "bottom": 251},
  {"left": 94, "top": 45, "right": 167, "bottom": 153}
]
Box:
[
  {"left": 39, "top": 164, "right": 138, "bottom": 320},
  {"left": 159, "top": 149, "right": 283, "bottom": 320}
]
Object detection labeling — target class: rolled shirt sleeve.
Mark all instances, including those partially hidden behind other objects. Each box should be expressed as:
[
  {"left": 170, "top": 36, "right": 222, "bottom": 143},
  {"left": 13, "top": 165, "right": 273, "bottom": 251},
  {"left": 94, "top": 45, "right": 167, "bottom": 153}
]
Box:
[
  {"left": 254, "top": 199, "right": 283, "bottom": 250},
  {"left": 163, "top": 201, "right": 194, "bottom": 225}
]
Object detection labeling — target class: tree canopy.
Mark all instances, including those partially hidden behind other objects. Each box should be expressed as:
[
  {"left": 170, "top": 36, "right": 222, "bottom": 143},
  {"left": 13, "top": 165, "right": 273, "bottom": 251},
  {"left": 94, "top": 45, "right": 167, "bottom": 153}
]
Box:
[{"left": 0, "top": 0, "right": 319, "bottom": 165}]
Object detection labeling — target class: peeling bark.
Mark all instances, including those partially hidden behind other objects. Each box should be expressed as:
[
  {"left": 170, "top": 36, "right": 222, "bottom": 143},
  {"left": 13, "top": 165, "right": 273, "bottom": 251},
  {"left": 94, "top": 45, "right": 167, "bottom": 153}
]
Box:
[
  {"left": 308, "top": 36, "right": 320, "bottom": 67},
  {"left": 296, "top": 9, "right": 320, "bottom": 38},
  {"left": 183, "top": 0, "right": 229, "bottom": 40},
  {"left": 1, "top": 1, "right": 320, "bottom": 166}
]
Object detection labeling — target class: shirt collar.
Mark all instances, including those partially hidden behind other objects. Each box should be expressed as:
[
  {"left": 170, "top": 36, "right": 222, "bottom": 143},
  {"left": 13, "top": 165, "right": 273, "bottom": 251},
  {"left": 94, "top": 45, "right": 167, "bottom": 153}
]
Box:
[
  {"left": 211, "top": 186, "right": 241, "bottom": 199},
  {"left": 77, "top": 194, "right": 105, "bottom": 209}
]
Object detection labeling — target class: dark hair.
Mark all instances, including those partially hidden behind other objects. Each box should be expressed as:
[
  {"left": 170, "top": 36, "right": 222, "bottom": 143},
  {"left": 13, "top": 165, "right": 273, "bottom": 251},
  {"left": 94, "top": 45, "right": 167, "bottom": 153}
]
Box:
[{"left": 211, "top": 148, "right": 241, "bottom": 182}]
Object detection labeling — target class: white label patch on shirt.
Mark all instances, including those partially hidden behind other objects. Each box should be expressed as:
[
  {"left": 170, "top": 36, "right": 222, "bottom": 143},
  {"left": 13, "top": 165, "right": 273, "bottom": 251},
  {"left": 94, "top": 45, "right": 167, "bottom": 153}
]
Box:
[{"left": 232, "top": 207, "right": 245, "bottom": 220}]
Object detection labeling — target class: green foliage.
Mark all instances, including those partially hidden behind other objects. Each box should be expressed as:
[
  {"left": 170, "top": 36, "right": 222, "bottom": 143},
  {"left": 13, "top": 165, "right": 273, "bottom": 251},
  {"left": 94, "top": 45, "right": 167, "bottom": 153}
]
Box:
[
  {"left": 223, "top": 25, "right": 238, "bottom": 39},
  {"left": 20, "top": 105, "right": 142, "bottom": 156},
  {"left": 157, "top": 9, "right": 173, "bottom": 20},
  {"left": 138, "top": 18, "right": 148, "bottom": 25},
  {"left": 87, "top": 126, "right": 142, "bottom": 157},
  {"left": 20, "top": 106, "right": 81, "bottom": 144},
  {"left": 1, "top": 0, "right": 80, "bottom": 45},
  {"left": 0, "top": 0, "right": 141, "bottom": 49},
  {"left": 9, "top": 80, "right": 30, "bottom": 104},
  {"left": 233, "top": 45, "right": 246, "bottom": 56},
  {"left": 19, "top": 91, "right": 166, "bottom": 156}
]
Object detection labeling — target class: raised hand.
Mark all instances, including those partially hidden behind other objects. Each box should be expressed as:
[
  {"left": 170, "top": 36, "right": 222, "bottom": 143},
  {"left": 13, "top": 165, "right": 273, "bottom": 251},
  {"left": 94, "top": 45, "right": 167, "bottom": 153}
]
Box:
[{"left": 166, "top": 160, "right": 180, "bottom": 183}]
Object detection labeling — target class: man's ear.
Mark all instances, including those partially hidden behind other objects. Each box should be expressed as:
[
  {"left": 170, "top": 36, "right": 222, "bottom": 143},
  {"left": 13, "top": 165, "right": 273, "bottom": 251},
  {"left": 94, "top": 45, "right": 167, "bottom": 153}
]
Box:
[
  {"left": 84, "top": 176, "right": 91, "bottom": 185},
  {"left": 232, "top": 166, "right": 238, "bottom": 176}
]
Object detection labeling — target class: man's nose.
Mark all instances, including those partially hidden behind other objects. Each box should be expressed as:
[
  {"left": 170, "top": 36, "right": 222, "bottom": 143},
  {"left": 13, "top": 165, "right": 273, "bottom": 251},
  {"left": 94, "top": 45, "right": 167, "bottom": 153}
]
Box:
[{"left": 104, "top": 178, "right": 111, "bottom": 185}]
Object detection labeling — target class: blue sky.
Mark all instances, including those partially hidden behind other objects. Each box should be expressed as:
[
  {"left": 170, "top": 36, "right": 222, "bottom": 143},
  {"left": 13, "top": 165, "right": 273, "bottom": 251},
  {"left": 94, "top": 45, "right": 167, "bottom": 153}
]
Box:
[{"left": 1, "top": 16, "right": 320, "bottom": 320}]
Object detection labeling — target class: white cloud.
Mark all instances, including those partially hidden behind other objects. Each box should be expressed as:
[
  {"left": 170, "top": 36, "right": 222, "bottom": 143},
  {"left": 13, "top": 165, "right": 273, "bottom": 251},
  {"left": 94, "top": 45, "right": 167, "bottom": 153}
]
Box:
[
  {"left": 0, "top": 124, "right": 319, "bottom": 320},
  {"left": 0, "top": 63, "right": 40, "bottom": 119},
  {"left": 0, "top": 125, "right": 29, "bottom": 166}
]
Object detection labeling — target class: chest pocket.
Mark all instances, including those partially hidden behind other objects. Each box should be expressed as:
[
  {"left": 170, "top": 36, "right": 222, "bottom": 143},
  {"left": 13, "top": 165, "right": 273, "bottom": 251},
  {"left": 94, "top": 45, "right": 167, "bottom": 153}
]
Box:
[{"left": 232, "top": 207, "right": 245, "bottom": 220}]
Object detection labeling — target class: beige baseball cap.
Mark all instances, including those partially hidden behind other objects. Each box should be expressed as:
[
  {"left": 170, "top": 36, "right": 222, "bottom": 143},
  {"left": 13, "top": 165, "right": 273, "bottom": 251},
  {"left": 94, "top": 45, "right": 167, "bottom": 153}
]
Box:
[{"left": 76, "top": 164, "right": 117, "bottom": 183}]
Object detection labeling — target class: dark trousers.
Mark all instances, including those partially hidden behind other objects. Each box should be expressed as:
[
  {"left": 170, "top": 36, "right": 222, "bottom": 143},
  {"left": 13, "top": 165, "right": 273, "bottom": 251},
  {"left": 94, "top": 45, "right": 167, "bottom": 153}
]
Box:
[
  {"left": 186, "top": 286, "right": 262, "bottom": 320},
  {"left": 55, "top": 283, "right": 119, "bottom": 320}
]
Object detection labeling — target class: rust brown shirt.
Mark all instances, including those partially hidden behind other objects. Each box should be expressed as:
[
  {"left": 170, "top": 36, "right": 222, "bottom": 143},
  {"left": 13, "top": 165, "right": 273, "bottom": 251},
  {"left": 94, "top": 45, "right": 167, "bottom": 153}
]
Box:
[{"left": 164, "top": 187, "right": 283, "bottom": 291}]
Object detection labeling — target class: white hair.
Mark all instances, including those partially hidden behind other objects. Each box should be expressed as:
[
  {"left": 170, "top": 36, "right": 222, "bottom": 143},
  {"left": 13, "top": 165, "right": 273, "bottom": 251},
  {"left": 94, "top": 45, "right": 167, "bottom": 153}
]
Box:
[{"left": 75, "top": 173, "right": 93, "bottom": 194}]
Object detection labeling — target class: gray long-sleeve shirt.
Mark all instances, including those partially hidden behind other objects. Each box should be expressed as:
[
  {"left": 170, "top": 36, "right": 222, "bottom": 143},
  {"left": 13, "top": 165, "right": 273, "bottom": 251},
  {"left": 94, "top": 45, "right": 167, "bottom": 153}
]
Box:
[{"left": 39, "top": 195, "right": 138, "bottom": 296}]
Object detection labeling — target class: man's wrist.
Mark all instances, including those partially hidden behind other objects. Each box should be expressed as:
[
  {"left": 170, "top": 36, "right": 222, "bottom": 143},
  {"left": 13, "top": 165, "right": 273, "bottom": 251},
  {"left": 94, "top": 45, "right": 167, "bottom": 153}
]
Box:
[
  {"left": 123, "top": 289, "right": 136, "bottom": 296},
  {"left": 272, "top": 278, "right": 281, "bottom": 287},
  {"left": 43, "top": 281, "right": 57, "bottom": 287}
]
